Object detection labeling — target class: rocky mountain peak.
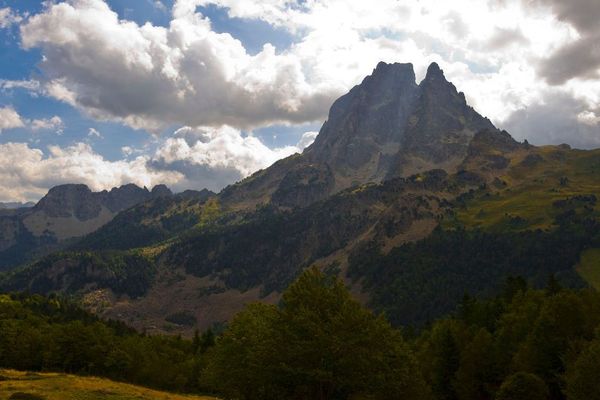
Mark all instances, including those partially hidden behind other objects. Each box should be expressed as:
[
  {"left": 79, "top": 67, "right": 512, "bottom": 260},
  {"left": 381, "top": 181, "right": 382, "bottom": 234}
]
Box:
[
  {"left": 32, "top": 183, "right": 175, "bottom": 220},
  {"left": 423, "top": 62, "right": 444, "bottom": 81},
  {"left": 224, "top": 61, "right": 501, "bottom": 209},
  {"left": 370, "top": 62, "right": 417, "bottom": 86},
  {"left": 34, "top": 184, "right": 99, "bottom": 219},
  {"left": 306, "top": 62, "right": 421, "bottom": 185},
  {"left": 151, "top": 184, "right": 173, "bottom": 197}
]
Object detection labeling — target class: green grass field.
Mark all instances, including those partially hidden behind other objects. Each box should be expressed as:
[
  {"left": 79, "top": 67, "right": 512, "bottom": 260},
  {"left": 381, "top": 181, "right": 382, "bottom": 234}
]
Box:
[
  {"left": 447, "top": 147, "right": 600, "bottom": 231},
  {"left": 0, "top": 370, "right": 218, "bottom": 400}
]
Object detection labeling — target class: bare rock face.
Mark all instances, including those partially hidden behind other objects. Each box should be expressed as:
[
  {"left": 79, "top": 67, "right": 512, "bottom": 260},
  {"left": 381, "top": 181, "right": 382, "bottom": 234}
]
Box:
[
  {"left": 225, "top": 61, "right": 498, "bottom": 209},
  {"left": 34, "top": 184, "right": 101, "bottom": 220},
  {"left": 271, "top": 163, "right": 335, "bottom": 208},
  {"left": 388, "top": 63, "right": 496, "bottom": 176},
  {"left": 307, "top": 62, "right": 420, "bottom": 185}
]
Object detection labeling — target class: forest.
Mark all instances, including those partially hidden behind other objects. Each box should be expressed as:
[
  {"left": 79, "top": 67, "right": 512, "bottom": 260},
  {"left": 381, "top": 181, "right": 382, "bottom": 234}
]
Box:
[{"left": 2, "top": 267, "right": 600, "bottom": 400}]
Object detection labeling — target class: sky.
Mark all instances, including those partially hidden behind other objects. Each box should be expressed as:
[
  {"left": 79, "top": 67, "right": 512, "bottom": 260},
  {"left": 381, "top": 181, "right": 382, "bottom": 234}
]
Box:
[{"left": 0, "top": 0, "right": 599, "bottom": 202}]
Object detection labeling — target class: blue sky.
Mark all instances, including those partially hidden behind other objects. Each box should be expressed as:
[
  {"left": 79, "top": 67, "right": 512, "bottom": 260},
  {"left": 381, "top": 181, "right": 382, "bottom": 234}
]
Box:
[{"left": 0, "top": 0, "right": 599, "bottom": 201}]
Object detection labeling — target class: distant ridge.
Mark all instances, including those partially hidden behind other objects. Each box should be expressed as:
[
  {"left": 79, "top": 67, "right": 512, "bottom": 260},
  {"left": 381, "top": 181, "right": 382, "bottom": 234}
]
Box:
[{"left": 0, "top": 183, "right": 178, "bottom": 270}]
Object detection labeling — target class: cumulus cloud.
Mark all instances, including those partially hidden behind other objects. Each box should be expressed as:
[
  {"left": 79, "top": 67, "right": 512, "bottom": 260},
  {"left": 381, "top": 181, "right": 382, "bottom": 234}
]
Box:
[
  {"left": 0, "top": 107, "right": 65, "bottom": 134},
  {"left": 150, "top": 125, "right": 313, "bottom": 191},
  {"left": 30, "top": 116, "right": 64, "bottom": 134},
  {"left": 88, "top": 127, "right": 102, "bottom": 138},
  {"left": 524, "top": 0, "right": 600, "bottom": 34},
  {"left": 0, "top": 7, "right": 21, "bottom": 29},
  {"left": 537, "top": 34, "right": 600, "bottom": 85},
  {"left": 0, "top": 142, "right": 183, "bottom": 202},
  {"left": 296, "top": 131, "right": 318, "bottom": 150},
  {"left": 0, "top": 106, "right": 25, "bottom": 132},
  {"left": 19, "top": 0, "right": 340, "bottom": 131}
]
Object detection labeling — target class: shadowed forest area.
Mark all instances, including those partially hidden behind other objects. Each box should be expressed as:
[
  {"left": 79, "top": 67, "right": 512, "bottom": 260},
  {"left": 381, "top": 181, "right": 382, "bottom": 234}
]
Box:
[{"left": 2, "top": 268, "right": 600, "bottom": 400}]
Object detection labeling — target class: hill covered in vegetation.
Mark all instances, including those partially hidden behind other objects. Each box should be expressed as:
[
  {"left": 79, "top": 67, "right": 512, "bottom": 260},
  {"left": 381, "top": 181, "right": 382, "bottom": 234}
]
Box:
[{"left": 3, "top": 269, "right": 600, "bottom": 400}]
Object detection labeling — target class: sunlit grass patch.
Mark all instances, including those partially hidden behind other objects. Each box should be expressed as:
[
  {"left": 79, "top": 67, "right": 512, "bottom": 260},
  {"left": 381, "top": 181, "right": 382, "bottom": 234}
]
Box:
[{"left": 0, "top": 370, "right": 218, "bottom": 400}]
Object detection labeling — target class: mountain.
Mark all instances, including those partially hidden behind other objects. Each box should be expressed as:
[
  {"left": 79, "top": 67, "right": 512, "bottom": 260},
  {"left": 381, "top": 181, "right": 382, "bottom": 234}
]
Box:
[
  {"left": 0, "top": 201, "right": 35, "bottom": 210},
  {"left": 221, "top": 62, "right": 494, "bottom": 209},
  {"left": 1, "top": 62, "right": 599, "bottom": 335},
  {"left": 0, "top": 183, "right": 178, "bottom": 270}
]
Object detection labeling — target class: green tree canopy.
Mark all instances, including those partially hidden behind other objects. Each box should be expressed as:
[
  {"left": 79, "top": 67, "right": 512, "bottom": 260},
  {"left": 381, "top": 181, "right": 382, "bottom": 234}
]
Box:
[
  {"left": 203, "top": 267, "right": 430, "bottom": 400},
  {"left": 495, "top": 372, "right": 549, "bottom": 400}
]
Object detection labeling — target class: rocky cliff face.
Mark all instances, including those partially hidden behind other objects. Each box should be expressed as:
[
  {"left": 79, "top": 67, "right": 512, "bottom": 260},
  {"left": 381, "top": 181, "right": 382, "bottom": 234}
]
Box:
[
  {"left": 223, "top": 62, "right": 496, "bottom": 209},
  {"left": 306, "top": 62, "right": 420, "bottom": 187}
]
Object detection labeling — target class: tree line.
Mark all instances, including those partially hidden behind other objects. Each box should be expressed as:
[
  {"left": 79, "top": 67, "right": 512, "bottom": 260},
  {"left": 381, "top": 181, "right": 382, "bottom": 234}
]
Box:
[{"left": 2, "top": 268, "right": 600, "bottom": 399}]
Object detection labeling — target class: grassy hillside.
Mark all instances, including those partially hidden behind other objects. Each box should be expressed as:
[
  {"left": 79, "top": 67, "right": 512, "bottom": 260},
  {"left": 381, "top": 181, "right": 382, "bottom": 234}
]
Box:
[
  {"left": 0, "top": 370, "right": 218, "bottom": 400},
  {"left": 447, "top": 145, "right": 600, "bottom": 231}
]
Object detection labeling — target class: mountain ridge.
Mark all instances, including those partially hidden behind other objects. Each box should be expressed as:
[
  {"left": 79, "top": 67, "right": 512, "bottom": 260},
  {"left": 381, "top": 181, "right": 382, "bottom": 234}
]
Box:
[{"left": 0, "top": 183, "right": 186, "bottom": 270}]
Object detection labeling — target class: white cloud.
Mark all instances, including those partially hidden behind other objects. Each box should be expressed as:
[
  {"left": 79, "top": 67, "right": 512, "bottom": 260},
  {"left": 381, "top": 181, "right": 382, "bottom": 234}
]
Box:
[
  {"left": 121, "top": 146, "right": 134, "bottom": 156},
  {"left": 0, "top": 142, "right": 183, "bottom": 202},
  {"left": 0, "top": 7, "right": 21, "bottom": 29},
  {"left": 88, "top": 127, "right": 102, "bottom": 138},
  {"left": 297, "top": 131, "right": 318, "bottom": 150},
  {"left": 0, "top": 79, "right": 41, "bottom": 92},
  {"left": 19, "top": 0, "right": 340, "bottom": 132},
  {"left": 0, "top": 107, "right": 65, "bottom": 134},
  {"left": 150, "top": 125, "right": 306, "bottom": 191},
  {"left": 30, "top": 116, "right": 64, "bottom": 134},
  {"left": 151, "top": 1, "right": 168, "bottom": 13},
  {"left": 0, "top": 106, "right": 25, "bottom": 132}
]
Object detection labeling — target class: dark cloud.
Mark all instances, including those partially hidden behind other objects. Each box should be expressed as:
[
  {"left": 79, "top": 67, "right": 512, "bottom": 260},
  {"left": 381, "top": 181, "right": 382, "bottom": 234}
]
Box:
[
  {"left": 525, "top": 0, "right": 600, "bottom": 34},
  {"left": 148, "top": 158, "right": 244, "bottom": 193},
  {"left": 537, "top": 34, "right": 600, "bottom": 85},
  {"left": 486, "top": 27, "right": 529, "bottom": 50},
  {"left": 514, "top": 0, "right": 600, "bottom": 84},
  {"left": 500, "top": 91, "right": 600, "bottom": 149}
]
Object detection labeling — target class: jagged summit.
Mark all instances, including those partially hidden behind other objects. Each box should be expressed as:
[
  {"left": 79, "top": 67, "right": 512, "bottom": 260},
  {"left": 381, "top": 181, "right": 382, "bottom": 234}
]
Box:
[
  {"left": 223, "top": 61, "right": 498, "bottom": 209},
  {"left": 424, "top": 62, "right": 444, "bottom": 80},
  {"left": 371, "top": 61, "right": 416, "bottom": 82}
]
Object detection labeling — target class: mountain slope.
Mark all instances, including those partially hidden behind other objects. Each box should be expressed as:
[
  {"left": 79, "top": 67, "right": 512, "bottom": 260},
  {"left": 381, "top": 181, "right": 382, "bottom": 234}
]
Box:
[{"left": 0, "top": 184, "right": 176, "bottom": 270}]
